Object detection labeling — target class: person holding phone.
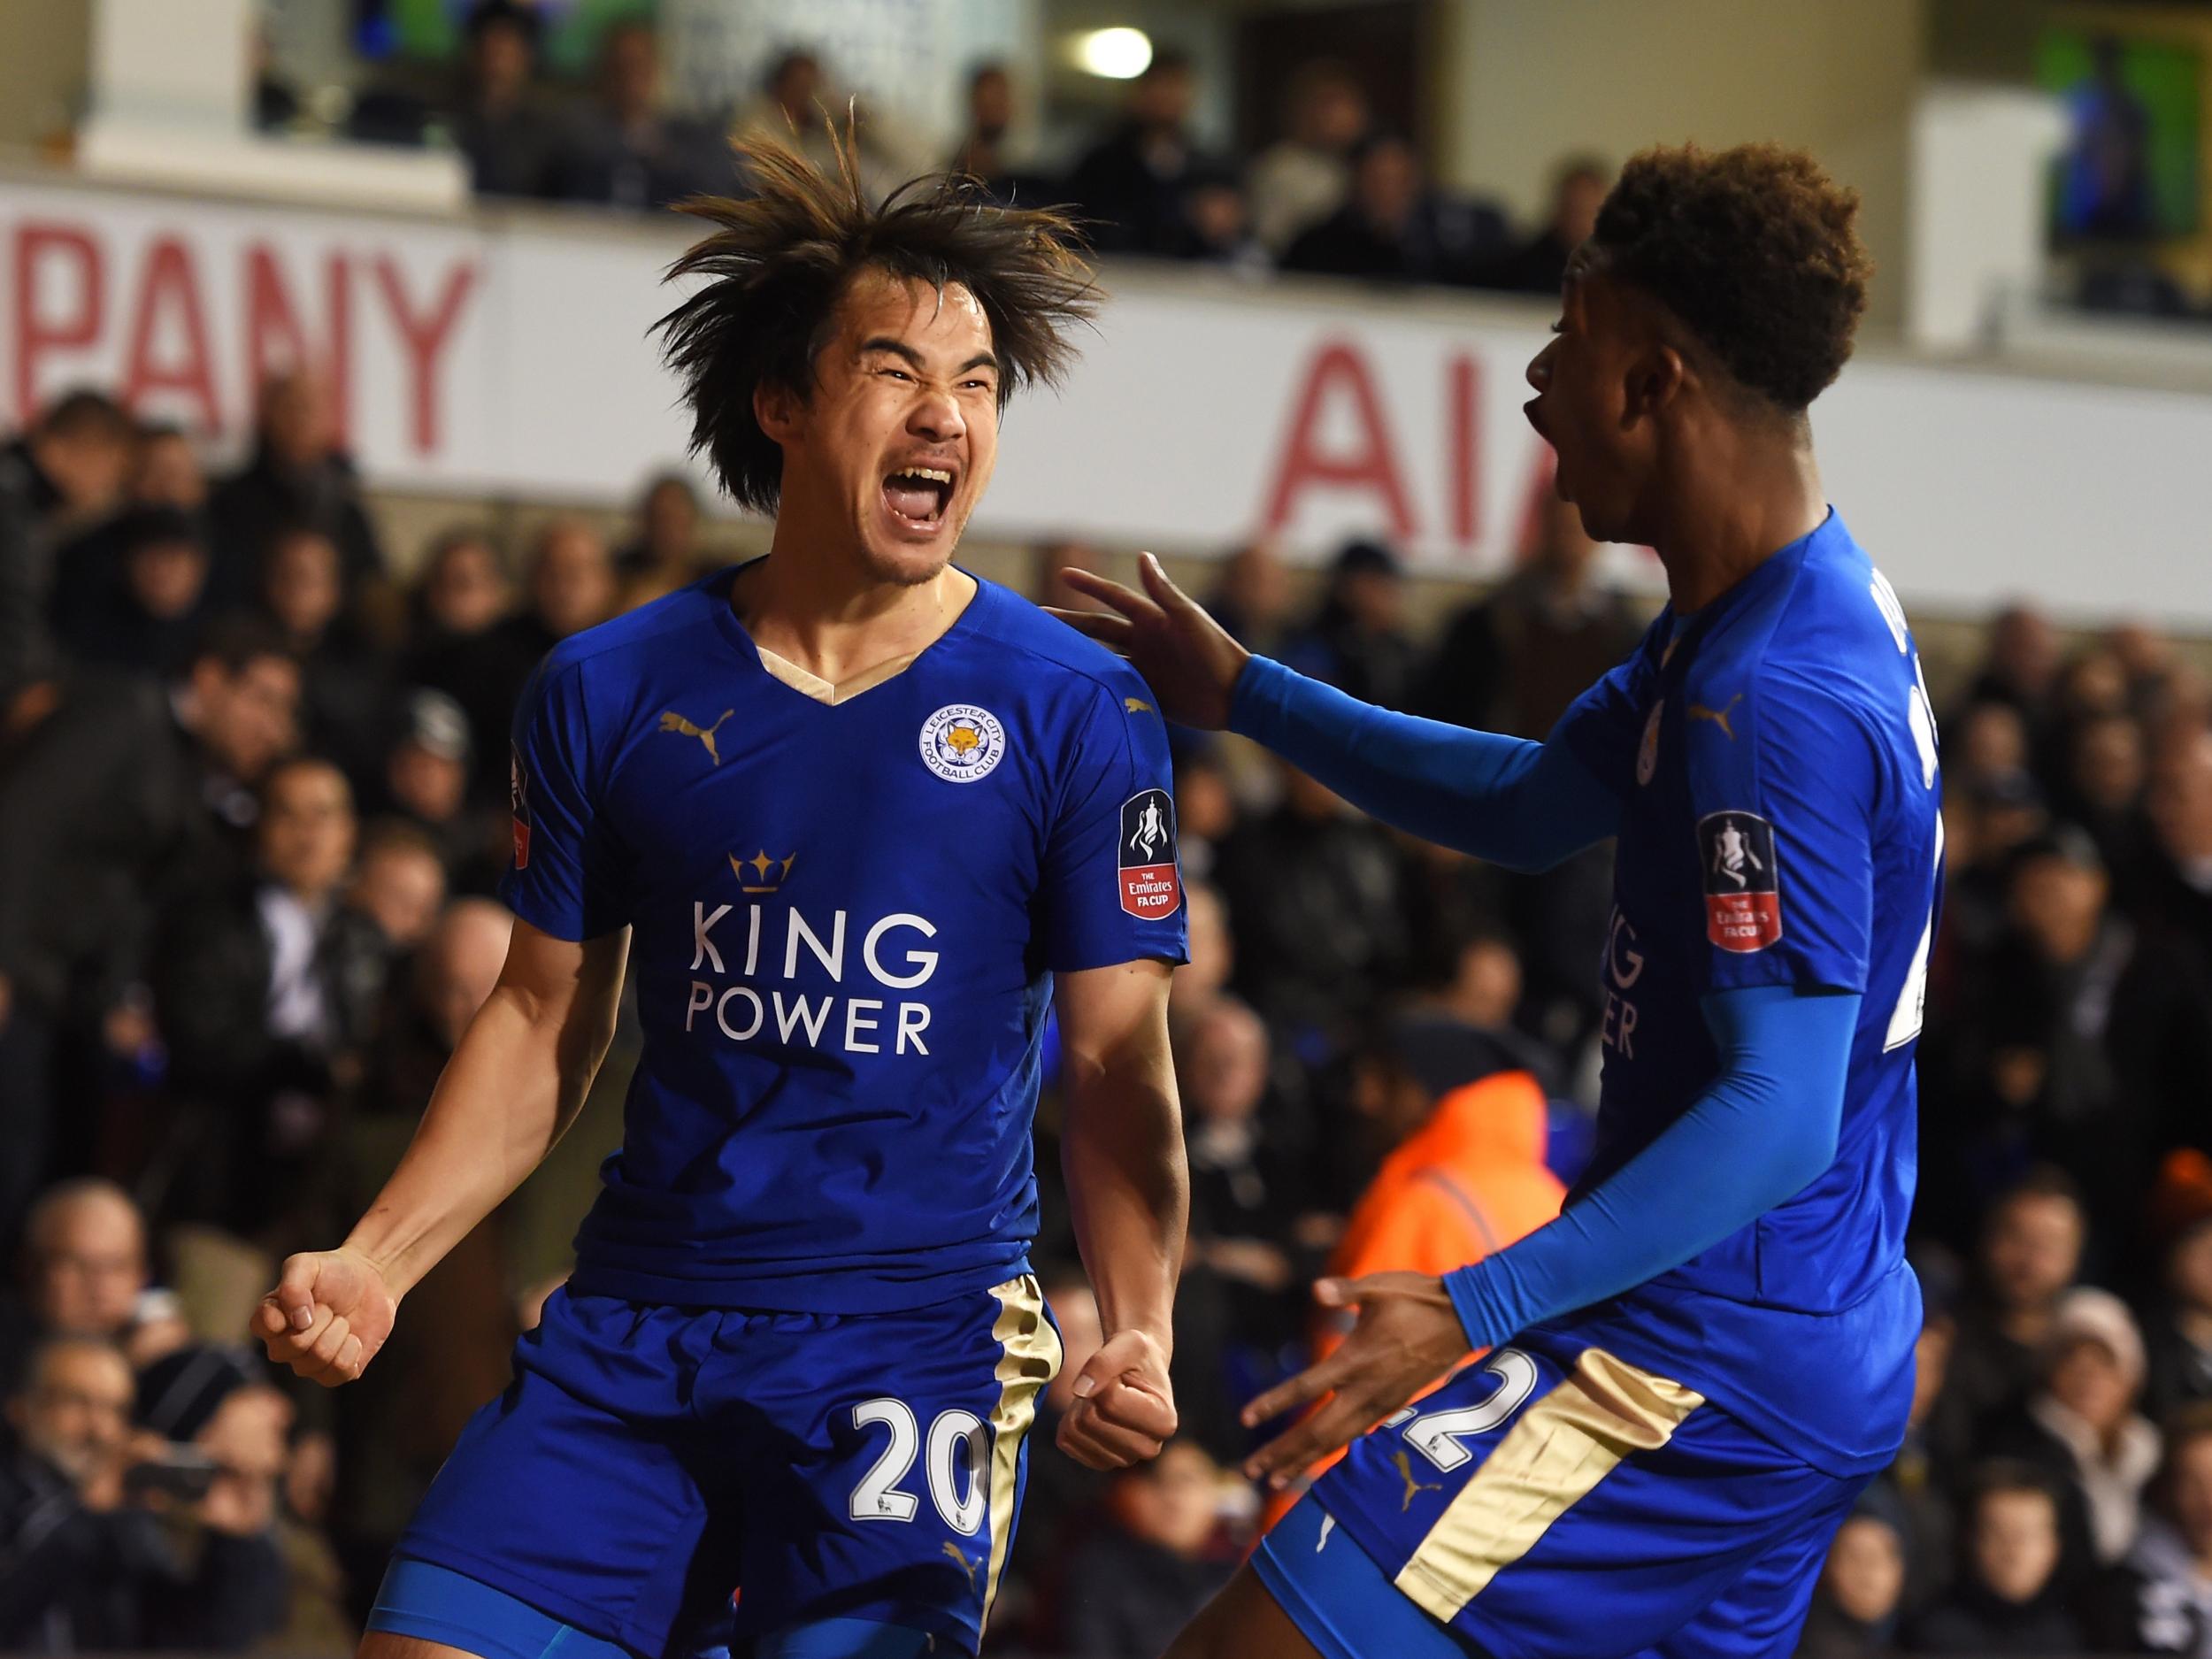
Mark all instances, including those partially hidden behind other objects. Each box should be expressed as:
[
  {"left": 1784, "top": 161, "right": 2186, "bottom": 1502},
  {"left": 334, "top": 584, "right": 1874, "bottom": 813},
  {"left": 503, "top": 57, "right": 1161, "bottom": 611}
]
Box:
[{"left": 1, "top": 1336, "right": 287, "bottom": 1649}]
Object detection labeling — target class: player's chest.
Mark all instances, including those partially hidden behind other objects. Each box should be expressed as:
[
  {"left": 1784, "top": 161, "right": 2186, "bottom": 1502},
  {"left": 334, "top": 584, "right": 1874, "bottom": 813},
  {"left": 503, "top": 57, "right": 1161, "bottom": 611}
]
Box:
[{"left": 603, "top": 685, "right": 1054, "bottom": 902}]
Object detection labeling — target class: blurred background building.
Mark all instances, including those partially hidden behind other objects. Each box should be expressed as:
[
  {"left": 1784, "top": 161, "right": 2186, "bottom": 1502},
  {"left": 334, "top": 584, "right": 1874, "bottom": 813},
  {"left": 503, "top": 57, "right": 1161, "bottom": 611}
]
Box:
[{"left": 3, "top": 1, "right": 2212, "bottom": 1655}]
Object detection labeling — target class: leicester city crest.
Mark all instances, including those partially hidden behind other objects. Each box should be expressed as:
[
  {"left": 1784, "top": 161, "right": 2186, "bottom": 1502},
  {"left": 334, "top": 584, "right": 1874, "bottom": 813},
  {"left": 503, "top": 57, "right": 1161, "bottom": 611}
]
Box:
[{"left": 919, "top": 704, "right": 1007, "bottom": 783}]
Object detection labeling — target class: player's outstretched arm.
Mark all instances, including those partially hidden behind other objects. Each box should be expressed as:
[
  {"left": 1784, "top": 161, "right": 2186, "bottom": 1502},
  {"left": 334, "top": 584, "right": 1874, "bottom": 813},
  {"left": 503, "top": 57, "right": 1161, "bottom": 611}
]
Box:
[
  {"left": 1056, "top": 956, "right": 1186, "bottom": 1471},
  {"left": 254, "top": 918, "right": 629, "bottom": 1386},
  {"left": 1053, "top": 557, "right": 1617, "bottom": 872},
  {"left": 1238, "top": 983, "right": 1858, "bottom": 1482}
]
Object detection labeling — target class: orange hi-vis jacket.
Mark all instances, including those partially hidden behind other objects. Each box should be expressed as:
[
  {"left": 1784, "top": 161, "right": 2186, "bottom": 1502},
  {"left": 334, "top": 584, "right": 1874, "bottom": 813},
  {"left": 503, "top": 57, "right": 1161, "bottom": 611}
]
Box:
[{"left": 1261, "top": 1070, "right": 1565, "bottom": 1528}]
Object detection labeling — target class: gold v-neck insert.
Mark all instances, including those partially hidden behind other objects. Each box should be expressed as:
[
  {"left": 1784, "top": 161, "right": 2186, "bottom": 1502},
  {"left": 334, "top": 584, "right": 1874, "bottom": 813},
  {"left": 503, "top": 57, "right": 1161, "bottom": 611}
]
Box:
[{"left": 753, "top": 644, "right": 924, "bottom": 707}]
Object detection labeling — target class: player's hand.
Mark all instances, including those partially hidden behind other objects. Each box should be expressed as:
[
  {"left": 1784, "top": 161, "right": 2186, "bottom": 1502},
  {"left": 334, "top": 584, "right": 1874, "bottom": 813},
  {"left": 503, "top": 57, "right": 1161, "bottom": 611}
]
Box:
[
  {"left": 1046, "top": 553, "right": 1249, "bottom": 729},
  {"left": 254, "top": 1247, "right": 399, "bottom": 1387},
  {"left": 1239, "top": 1273, "right": 1469, "bottom": 1487},
  {"left": 1057, "top": 1327, "right": 1178, "bottom": 1470}
]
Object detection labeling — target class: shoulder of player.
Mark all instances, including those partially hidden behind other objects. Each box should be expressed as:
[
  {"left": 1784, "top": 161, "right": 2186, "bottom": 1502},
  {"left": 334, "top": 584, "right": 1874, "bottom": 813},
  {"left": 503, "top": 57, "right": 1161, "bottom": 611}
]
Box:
[
  {"left": 534, "top": 582, "right": 726, "bottom": 698},
  {"left": 963, "top": 580, "right": 1153, "bottom": 712}
]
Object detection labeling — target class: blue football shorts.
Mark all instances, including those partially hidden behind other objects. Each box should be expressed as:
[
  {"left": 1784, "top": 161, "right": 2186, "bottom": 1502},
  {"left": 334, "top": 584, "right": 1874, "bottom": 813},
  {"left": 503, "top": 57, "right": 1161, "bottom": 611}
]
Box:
[
  {"left": 369, "top": 1277, "right": 1061, "bottom": 1658},
  {"left": 1256, "top": 1340, "right": 1873, "bottom": 1659}
]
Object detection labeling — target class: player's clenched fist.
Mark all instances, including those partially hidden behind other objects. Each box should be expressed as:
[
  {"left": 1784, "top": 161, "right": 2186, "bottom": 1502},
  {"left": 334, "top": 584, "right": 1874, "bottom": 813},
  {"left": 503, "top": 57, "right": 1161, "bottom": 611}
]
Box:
[
  {"left": 1056, "top": 1327, "right": 1178, "bottom": 1471},
  {"left": 255, "top": 1248, "right": 398, "bottom": 1387}
]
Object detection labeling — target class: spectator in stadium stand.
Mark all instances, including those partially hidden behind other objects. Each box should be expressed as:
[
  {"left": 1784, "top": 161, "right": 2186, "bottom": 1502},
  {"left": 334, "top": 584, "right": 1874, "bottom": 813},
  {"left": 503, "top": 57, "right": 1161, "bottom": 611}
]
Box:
[
  {"left": 1171, "top": 879, "right": 1233, "bottom": 1018},
  {"left": 151, "top": 756, "right": 389, "bottom": 1240},
  {"left": 259, "top": 524, "right": 396, "bottom": 791},
  {"left": 1279, "top": 538, "right": 1420, "bottom": 710},
  {"left": 1387, "top": 929, "right": 1561, "bottom": 1096},
  {"left": 613, "top": 471, "right": 707, "bottom": 604},
  {"left": 946, "top": 62, "right": 1035, "bottom": 204},
  {"left": 403, "top": 528, "right": 527, "bottom": 806},
  {"left": 0, "top": 391, "right": 136, "bottom": 703},
  {"left": 51, "top": 506, "right": 212, "bottom": 682},
  {"left": 1978, "top": 1286, "right": 2161, "bottom": 1571},
  {"left": 377, "top": 690, "right": 502, "bottom": 895},
  {"left": 1797, "top": 1488, "right": 1910, "bottom": 1657},
  {"left": 0, "top": 619, "right": 301, "bottom": 1249},
  {"left": 1929, "top": 1169, "right": 2087, "bottom": 1475},
  {"left": 1169, "top": 754, "right": 1236, "bottom": 884},
  {"left": 2062, "top": 709, "right": 2154, "bottom": 894},
  {"left": 2146, "top": 728, "right": 2212, "bottom": 968},
  {"left": 1168, "top": 163, "right": 1271, "bottom": 273},
  {"left": 1056, "top": 1440, "right": 1237, "bottom": 1659},
  {"left": 446, "top": 0, "right": 558, "bottom": 198},
  {"left": 1178, "top": 998, "right": 1310, "bottom": 1356},
  {"left": 46, "top": 422, "right": 210, "bottom": 649},
  {"left": 2146, "top": 1151, "right": 2212, "bottom": 1421},
  {"left": 1211, "top": 759, "right": 1417, "bottom": 1046},
  {"left": 2097, "top": 1402, "right": 2212, "bottom": 1655},
  {"left": 0, "top": 1335, "right": 288, "bottom": 1651},
  {"left": 736, "top": 50, "right": 916, "bottom": 206},
  {"left": 1975, "top": 829, "right": 2212, "bottom": 1248},
  {"left": 503, "top": 517, "right": 618, "bottom": 661},
  {"left": 1947, "top": 698, "right": 2034, "bottom": 787},
  {"left": 1245, "top": 60, "right": 1370, "bottom": 255},
  {"left": 1904, "top": 1461, "right": 2085, "bottom": 1654},
  {"left": 551, "top": 19, "right": 726, "bottom": 211},
  {"left": 1418, "top": 494, "right": 1646, "bottom": 739},
  {"left": 1064, "top": 49, "right": 1215, "bottom": 257},
  {"left": 0, "top": 1179, "right": 151, "bottom": 1397},
  {"left": 338, "top": 901, "right": 518, "bottom": 1564},
  {"left": 1489, "top": 155, "right": 1611, "bottom": 295},
  {"left": 1965, "top": 603, "right": 2064, "bottom": 743},
  {"left": 1875, "top": 1302, "right": 1963, "bottom": 1620},
  {"left": 1202, "top": 539, "right": 1294, "bottom": 655},
  {"left": 348, "top": 820, "right": 451, "bottom": 955},
  {"left": 207, "top": 369, "right": 387, "bottom": 606},
  {"left": 1280, "top": 133, "right": 1510, "bottom": 288}
]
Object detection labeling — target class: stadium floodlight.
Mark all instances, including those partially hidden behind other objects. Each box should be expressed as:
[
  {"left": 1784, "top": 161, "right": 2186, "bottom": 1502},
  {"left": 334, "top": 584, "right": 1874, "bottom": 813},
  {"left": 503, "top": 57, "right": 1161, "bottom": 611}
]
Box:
[{"left": 1075, "top": 27, "right": 1154, "bottom": 80}]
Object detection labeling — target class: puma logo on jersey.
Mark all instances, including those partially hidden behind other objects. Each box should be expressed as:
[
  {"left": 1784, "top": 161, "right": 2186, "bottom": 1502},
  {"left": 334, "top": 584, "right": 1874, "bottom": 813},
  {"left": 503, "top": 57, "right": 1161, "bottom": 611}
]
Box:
[
  {"left": 941, "top": 1540, "right": 979, "bottom": 1592},
  {"left": 1125, "top": 696, "right": 1155, "bottom": 714},
  {"left": 1687, "top": 693, "right": 1744, "bottom": 741},
  {"left": 1392, "top": 1449, "right": 1443, "bottom": 1512},
  {"left": 660, "top": 708, "right": 735, "bottom": 764}
]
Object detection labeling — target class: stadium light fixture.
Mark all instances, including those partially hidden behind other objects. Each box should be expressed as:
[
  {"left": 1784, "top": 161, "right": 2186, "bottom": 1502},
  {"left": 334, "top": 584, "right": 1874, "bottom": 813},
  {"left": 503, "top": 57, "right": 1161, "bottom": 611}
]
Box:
[{"left": 1076, "top": 27, "right": 1154, "bottom": 80}]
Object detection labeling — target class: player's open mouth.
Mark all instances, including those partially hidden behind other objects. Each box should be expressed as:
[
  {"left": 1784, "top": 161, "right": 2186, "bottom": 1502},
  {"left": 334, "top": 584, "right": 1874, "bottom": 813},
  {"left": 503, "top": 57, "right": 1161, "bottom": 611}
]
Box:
[{"left": 882, "top": 465, "right": 956, "bottom": 532}]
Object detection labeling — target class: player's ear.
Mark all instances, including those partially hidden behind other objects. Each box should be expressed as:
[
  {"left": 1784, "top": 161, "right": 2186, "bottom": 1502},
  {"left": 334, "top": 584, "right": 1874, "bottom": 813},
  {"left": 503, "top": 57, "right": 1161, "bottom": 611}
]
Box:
[
  {"left": 1623, "top": 344, "right": 1686, "bottom": 424},
  {"left": 753, "top": 379, "right": 803, "bottom": 445}
]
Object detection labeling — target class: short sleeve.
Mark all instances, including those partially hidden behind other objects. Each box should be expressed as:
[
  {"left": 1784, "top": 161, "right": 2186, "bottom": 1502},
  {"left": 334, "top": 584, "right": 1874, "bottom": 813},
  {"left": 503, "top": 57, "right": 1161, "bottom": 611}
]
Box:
[
  {"left": 1038, "top": 680, "right": 1191, "bottom": 973},
  {"left": 1685, "top": 671, "right": 1877, "bottom": 995},
  {"left": 497, "top": 654, "right": 626, "bottom": 941},
  {"left": 1546, "top": 614, "right": 1666, "bottom": 791}
]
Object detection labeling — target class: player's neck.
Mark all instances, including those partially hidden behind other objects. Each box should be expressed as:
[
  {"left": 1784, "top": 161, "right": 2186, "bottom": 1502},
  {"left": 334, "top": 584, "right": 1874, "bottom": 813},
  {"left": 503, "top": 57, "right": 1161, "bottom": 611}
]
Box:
[
  {"left": 736, "top": 541, "right": 979, "bottom": 686},
  {"left": 1651, "top": 431, "right": 1827, "bottom": 615}
]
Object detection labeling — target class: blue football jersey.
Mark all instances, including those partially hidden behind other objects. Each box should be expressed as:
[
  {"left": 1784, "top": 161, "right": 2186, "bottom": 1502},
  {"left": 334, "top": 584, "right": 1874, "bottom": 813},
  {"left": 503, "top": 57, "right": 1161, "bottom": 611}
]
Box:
[
  {"left": 1541, "top": 511, "right": 1940, "bottom": 1475},
  {"left": 498, "top": 567, "right": 1187, "bottom": 1313}
]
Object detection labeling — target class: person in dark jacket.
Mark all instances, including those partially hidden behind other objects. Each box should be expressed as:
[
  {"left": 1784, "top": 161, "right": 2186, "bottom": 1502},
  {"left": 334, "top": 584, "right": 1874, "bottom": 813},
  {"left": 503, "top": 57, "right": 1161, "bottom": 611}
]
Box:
[
  {"left": 152, "top": 756, "right": 390, "bottom": 1240},
  {"left": 2096, "top": 1402, "right": 2212, "bottom": 1655},
  {"left": 1056, "top": 1440, "right": 1235, "bottom": 1658},
  {"left": 0, "top": 1336, "right": 285, "bottom": 1651},
  {"left": 1063, "top": 50, "right": 1212, "bottom": 256},
  {"left": 51, "top": 507, "right": 212, "bottom": 681},
  {"left": 1278, "top": 538, "right": 1421, "bottom": 711},
  {"left": 0, "top": 620, "right": 301, "bottom": 1248},
  {"left": 206, "top": 369, "right": 385, "bottom": 605},
  {"left": 1281, "top": 134, "right": 1510, "bottom": 287},
  {"left": 1486, "top": 155, "right": 1609, "bottom": 295},
  {"left": 1797, "top": 1489, "right": 1910, "bottom": 1655},
  {"left": 1905, "top": 1462, "right": 2085, "bottom": 1654},
  {"left": 550, "top": 19, "right": 725, "bottom": 211},
  {"left": 257, "top": 524, "right": 396, "bottom": 793}
]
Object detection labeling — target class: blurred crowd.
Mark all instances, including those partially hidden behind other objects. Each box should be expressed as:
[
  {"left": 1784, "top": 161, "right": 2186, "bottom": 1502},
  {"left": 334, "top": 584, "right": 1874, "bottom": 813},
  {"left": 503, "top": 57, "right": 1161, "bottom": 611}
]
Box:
[
  {"left": 2, "top": 355, "right": 2212, "bottom": 1657},
  {"left": 296, "top": 0, "right": 1602, "bottom": 298}
]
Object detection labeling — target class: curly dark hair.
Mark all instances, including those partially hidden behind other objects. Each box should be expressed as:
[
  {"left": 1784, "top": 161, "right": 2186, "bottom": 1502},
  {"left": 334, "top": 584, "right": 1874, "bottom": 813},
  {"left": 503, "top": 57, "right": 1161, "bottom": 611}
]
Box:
[
  {"left": 657, "top": 131, "right": 1099, "bottom": 515},
  {"left": 1592, "top": 142, "right": 1871, "bottom": 414}
]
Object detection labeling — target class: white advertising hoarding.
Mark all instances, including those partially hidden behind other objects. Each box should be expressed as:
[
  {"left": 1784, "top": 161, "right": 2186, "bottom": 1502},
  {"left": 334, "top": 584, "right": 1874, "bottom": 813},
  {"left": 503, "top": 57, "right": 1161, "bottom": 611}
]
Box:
[{"left": 4, "top": 171, "right": 2210, "bottom": 623}]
